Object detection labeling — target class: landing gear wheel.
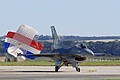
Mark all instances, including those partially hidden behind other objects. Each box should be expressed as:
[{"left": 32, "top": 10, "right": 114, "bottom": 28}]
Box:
[
  {"left": 76, "top": 67, "right": 80, "bottom": 72},
  {"left": 55, "top": 66, "right": 59, "bottom": 72}
]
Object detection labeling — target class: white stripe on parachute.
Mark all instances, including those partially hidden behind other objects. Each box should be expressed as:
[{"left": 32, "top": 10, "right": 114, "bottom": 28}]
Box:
[
  {"left": 7, "top": 45, "right": 26, "bottom": 61},
  {"left": 17, "top": 25, "right": 38, "bottom": 39}
]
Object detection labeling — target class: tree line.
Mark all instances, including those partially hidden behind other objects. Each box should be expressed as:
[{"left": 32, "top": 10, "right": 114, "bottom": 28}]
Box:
[
  {"left": 41, "top": 40, "right": 120, "bottom": 56},
  {"left": 0, "top": 40, "right": 120, "bottom": 56}
]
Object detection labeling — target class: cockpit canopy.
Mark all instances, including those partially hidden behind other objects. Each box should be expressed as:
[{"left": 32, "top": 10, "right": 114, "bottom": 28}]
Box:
[{"left": 75, "top": 43, "right": 87, "bottom": 49}]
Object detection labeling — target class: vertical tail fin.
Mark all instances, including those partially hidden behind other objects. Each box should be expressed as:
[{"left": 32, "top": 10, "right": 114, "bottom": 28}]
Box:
[{"left": 50, "top": 26, "right": 62, "bottom": 49}]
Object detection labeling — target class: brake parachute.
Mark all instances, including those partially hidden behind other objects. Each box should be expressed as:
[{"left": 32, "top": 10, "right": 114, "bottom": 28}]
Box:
[{"left": 4, "top": 25, "right": 42, "bottom": 61}]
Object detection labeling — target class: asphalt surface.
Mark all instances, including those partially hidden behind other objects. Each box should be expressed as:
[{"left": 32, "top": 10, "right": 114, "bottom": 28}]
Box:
[{"left": 0, "top": 66, "right": 120, "bottom": 80}]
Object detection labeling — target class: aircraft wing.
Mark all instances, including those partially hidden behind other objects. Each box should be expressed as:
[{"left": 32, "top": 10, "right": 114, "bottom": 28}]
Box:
[
  {"left": 22, "top": 53, "right": 59, "bottom": 57},
  {"left": 18, "top": 53, "right": 82, "bottom": 58},
  {"left": 94, "top": 53, "right": 113, "bottom": 56}
]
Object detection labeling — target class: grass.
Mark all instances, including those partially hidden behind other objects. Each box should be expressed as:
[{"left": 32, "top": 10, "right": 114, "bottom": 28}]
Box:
[
  {"left": 0, "top": 60, "right": 120, "bottom": 66},
  {"left": 0, "top": 60, "right": 54, "bottom": 66},
  {"left": 80, "top": 61, "right": 120, "bottom": 66},
  {"left": 103, "top": 79, "right": 120, "bottom": 80}
]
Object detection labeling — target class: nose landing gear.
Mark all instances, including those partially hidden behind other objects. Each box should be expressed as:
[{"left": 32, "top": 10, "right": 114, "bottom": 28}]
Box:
[{"left": 55, "top": 66, "right": 59, "bottom": 72}]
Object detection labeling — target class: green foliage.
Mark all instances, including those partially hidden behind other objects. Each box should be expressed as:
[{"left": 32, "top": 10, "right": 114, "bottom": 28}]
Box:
[
  {"left": 41, "top": 40, "right": 120, "bottom": 55},
  {"left": 0, "top": 60, "right": 55, "bottom": 66},
  {"left": 1, "top": 40, "right": 120, "bottom": 55},
  {"left": 103, "top": 79, "right": 120, "bottom": 80},
  {"left": 0, "top": 60, "right": 120, "bottom": 66},
  {"left": 87, "top": 41, "right": 120, "bottom": 55},
  {"left": 0, "top": 41, "right": 6, "bottom": 54},
  {"left": 41, "top": 41, "right": 53, "bottom": 53},
  {"left": 81, "top": 61, "right": 120, "bottom": 66}
]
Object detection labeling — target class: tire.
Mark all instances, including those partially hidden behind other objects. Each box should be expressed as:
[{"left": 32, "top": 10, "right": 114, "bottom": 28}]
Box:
[
  {"left": 76, "top": 67, "right": 80, "bottom": 72},
  {"left": 55, "top": 66, "right": 59, "bottom": 72}
]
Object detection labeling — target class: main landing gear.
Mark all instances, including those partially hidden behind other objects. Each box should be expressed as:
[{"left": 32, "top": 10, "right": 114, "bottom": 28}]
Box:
[
  {"left": 76, "top": 67, "right": 80, "bottom": 72},
  {"left": 55, "top": 66, "right": 81, "bottom": 72},
  {"left": 55, "top": 61, "right": 66, "bottom": 72},
  {"left": 72, "top": 62, "right": 81, "bottom": 72},
  {"left": 55, "top": 60, "right": 81, "bottom": 72},
  {"left": 55, "top": 66, "right": 59, "bottom": 72}
]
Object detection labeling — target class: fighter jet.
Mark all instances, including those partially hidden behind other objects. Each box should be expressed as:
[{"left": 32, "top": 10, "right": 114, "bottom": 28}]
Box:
[{"left": 4, "top": 25, "right": 94, "bottom": 72}]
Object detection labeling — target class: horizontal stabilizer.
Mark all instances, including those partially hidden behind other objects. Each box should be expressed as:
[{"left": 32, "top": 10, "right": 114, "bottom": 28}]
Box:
[{"left": 94, "top": 53, "right": 112, "bottom": 56}]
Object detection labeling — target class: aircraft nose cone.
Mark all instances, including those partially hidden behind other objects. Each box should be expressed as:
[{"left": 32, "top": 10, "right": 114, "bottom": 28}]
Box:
[{"left": 84, "top": 48, "right": 94, "bottom": 56}]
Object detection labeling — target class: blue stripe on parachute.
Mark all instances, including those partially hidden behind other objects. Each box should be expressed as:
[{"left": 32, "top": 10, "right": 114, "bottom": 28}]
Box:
[
  {"left": 25, "top": 51, "right": 36, "bottom": 59},
  {"left": 4, "top": 42, "right": 10, "bottom": 49}
]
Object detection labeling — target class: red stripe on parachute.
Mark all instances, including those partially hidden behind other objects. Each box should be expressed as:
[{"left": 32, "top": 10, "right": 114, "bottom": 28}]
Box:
[{"left": 6, "top": 32, "right": 42, "bottom": 51}]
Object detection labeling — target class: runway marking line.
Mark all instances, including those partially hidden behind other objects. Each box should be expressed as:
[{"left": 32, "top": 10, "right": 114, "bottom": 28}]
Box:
[{"left": 88, "top": 70, "right": 97, "bottom": 72}]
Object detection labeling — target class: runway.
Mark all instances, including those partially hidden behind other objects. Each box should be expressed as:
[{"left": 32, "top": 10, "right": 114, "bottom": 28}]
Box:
[{"left": 0, "top": 66, "right": 120, "bottom": 80}]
